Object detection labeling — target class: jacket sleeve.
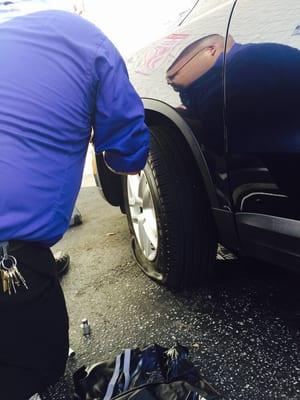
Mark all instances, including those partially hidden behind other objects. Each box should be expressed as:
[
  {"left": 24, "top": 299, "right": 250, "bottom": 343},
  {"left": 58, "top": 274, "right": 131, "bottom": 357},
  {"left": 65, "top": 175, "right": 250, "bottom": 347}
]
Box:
[{"left": 92, "top": 37, "right": 149, "bottom": 173}]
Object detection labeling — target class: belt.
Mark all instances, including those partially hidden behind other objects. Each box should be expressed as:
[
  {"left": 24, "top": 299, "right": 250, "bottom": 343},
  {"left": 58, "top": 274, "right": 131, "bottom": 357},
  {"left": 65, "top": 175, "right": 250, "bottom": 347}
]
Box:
[
  {"left": 8, "top": 240, "right": 27, "bottom": 252},
  {"left": 0, "top": 240, "right": 27, "bottom": 256}
]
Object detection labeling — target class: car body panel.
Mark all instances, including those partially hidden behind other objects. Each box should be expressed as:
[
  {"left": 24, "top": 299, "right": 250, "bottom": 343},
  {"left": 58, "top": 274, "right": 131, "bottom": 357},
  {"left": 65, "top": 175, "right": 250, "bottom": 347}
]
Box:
[
  {"left": 96, "top": 0, "right": 300, "bottom": 270},
  {"left": 224, "top": 0, "right": 300, "bottom": 265},
  {"left": 128, "top": 1, "right": 234, "bottom": 108},
  {"left": 127, "top": 0, "right": 235, "bottom": 214},
  {"left": 225, "top": 0, "right": 300, "bottom": 219}
]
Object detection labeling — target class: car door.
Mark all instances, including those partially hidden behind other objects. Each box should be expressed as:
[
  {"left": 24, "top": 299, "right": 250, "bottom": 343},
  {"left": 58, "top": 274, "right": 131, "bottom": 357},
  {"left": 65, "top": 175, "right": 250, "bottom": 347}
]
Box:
[{"left": 225, "top": 0, "right": 300, "bottom": 266}]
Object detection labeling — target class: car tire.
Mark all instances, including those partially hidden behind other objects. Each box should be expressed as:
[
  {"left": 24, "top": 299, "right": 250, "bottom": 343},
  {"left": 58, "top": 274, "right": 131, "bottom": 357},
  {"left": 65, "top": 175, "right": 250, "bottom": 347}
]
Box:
[{"left": 123, "top": 125, "right": 217, "bottom": 290}]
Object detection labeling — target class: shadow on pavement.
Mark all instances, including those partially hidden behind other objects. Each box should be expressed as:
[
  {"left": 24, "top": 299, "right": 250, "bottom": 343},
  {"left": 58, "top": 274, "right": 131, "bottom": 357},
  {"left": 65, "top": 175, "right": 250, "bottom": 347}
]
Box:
[{"left": 195, "top": 257, "right": 300, "bottom": 333}]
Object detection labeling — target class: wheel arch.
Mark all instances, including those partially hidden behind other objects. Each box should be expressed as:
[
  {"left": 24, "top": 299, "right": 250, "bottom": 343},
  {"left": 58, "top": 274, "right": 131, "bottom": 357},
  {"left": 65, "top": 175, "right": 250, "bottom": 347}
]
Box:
[
  {"left": 142, "top": 98, "right": 219, "bottom": 209},
  {"left": 93, "top": 98, "right": 221, "bottom": 220},
  {"left": 143, "top": 99, "right": 241, "bottom": 250}
]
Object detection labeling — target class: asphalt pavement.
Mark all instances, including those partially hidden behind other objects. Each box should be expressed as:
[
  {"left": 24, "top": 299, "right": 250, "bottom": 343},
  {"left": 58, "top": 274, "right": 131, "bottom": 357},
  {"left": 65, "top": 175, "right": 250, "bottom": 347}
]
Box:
[{"left": 43, "top": 186, "right": 300, "bottom": 400}]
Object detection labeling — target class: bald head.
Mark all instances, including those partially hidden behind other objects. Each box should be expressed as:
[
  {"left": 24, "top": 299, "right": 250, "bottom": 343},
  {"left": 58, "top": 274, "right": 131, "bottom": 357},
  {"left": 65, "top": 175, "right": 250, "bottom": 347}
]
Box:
[{"left": 167, "top": 34, "right": 235, "bottom": 91}]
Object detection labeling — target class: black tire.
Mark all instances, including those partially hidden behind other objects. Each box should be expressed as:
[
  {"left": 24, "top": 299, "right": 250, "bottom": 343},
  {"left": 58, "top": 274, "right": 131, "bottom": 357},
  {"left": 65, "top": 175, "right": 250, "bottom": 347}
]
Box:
[{"left": 123, "top": 125, "right": 217, "bottom": 290}]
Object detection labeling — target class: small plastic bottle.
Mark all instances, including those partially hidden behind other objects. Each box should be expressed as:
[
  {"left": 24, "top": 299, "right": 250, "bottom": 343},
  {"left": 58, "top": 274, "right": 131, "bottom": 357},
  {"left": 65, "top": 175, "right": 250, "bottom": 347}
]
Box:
[{"left": 80, "top": 318, "right": 91, "bottom": 336}]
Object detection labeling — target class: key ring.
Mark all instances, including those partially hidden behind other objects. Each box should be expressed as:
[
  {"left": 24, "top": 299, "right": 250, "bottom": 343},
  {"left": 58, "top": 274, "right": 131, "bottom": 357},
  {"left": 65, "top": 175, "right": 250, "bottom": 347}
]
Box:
[{"left": 1, "top": 255, "right": 17, "bottom": 270}]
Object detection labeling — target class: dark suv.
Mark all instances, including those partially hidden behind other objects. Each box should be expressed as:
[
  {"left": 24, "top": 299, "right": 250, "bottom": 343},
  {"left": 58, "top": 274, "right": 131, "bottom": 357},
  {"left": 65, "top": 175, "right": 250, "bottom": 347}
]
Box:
[{"left": 93, "top": 0, "right": 300, "bottom": 289}]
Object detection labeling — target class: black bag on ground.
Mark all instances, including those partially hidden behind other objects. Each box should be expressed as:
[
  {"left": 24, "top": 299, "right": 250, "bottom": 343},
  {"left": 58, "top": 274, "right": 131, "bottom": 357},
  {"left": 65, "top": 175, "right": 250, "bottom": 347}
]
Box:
[
  {"left": 73, "top": 344, "right": 225, "bottom": 400},
  {"left": 110, "top": 381, "right": 220, "bottom": 400}
]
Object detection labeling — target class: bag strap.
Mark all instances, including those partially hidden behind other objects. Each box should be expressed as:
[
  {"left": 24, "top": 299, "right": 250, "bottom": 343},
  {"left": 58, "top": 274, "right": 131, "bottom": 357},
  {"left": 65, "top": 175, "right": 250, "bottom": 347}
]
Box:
[
  {"left": 103, "top": 354, "right": 122, "bottom": 400},
  {"left": 103, "top": 349, "right": 132, "bottom": 400},
  {"left": 123, "top": 349, "right": 131, "bottom": 391}
]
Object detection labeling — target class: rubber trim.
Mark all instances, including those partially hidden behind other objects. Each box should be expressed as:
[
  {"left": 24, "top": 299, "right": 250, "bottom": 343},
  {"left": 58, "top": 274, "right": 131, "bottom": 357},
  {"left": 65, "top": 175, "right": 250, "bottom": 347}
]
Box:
[
  {"left": 142, "top": 98, "right": 219, "bottom": 208},
  {"left": 92, "top": 151, "right": 123, "bottom": 207},
  {"left": 236, "top": 212, "right": 300, "bottom": 244},
  {"left": 236, "top": 212, "right": 300, "bottom": 268}
]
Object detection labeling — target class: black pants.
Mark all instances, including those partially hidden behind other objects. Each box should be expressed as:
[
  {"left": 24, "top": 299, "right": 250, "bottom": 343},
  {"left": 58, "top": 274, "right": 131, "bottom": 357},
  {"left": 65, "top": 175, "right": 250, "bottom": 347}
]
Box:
[{"left": 0, "top": 244, "right": 69, "bottom": 400}]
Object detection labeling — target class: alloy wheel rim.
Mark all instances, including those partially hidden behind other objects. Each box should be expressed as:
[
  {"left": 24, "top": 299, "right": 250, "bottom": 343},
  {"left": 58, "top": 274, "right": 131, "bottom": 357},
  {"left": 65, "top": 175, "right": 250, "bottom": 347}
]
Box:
[{"left": 127, "top": 171, "right": 158, "bottom": 261}]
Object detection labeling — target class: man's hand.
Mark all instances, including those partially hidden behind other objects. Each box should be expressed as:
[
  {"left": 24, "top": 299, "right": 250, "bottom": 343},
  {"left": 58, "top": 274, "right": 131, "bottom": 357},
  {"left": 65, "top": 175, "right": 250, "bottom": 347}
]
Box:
[{"left": 103, "top": 152, "right": 140, "bottom": 175}]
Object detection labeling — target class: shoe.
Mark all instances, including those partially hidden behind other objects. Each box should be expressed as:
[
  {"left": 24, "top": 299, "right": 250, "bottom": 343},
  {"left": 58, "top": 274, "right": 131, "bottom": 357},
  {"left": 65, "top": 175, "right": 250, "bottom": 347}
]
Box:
[
  {"left": 29, "top": 394, "right": 42, "bottom": 400},
  {"left": 69, "top": 207, "right": 83, "bottom": 227},
  {"left": 54, "top": 251, "right": 70, "bottom": 277}
]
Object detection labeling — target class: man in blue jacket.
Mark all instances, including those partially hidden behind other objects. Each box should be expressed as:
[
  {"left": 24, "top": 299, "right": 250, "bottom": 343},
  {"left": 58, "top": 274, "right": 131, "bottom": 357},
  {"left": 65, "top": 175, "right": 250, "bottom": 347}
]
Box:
[{"left": 0, "top": 2, "right": 149, "bottom": 399}]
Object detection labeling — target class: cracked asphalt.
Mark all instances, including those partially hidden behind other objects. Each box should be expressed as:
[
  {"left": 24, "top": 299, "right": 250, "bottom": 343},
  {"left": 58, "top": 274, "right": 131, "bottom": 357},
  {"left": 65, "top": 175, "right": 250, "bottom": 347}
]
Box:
[{"left": 43, "top": 186, "right": 300, "bottom": 400}]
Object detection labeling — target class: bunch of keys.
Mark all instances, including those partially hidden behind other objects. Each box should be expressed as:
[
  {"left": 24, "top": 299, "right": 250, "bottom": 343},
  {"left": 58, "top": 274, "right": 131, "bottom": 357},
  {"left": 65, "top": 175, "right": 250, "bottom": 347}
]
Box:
[{"left": 0, "top": 241, "right": 28, "bottom": 295}]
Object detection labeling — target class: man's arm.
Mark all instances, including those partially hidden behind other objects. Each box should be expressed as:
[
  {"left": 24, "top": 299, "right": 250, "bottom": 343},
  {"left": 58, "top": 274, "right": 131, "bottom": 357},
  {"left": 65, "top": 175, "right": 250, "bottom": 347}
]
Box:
[{"left": 92, "top": 37, "right": 150, "bottom": 175}]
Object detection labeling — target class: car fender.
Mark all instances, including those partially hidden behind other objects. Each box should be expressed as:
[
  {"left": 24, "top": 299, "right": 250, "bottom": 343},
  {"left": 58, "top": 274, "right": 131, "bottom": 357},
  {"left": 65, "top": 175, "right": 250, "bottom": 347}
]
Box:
[
  {"left": 93, "top": 97, "right": 239, "bottom": 248},
  {"left": 142, "top": 97, "right": 218, "bottom": 208},
  {"left": 142, "top": 98, "right": 240, "bottom": 249},
  {"left": 93, "top": 98, "right": 219, "bottom": 209}
]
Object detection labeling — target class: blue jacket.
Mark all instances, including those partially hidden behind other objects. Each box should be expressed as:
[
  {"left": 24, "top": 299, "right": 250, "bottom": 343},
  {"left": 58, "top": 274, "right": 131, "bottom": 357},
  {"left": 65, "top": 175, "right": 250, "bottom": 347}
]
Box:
[{"left": 0, "top": 10, "right": 149, "bottom": 245}]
